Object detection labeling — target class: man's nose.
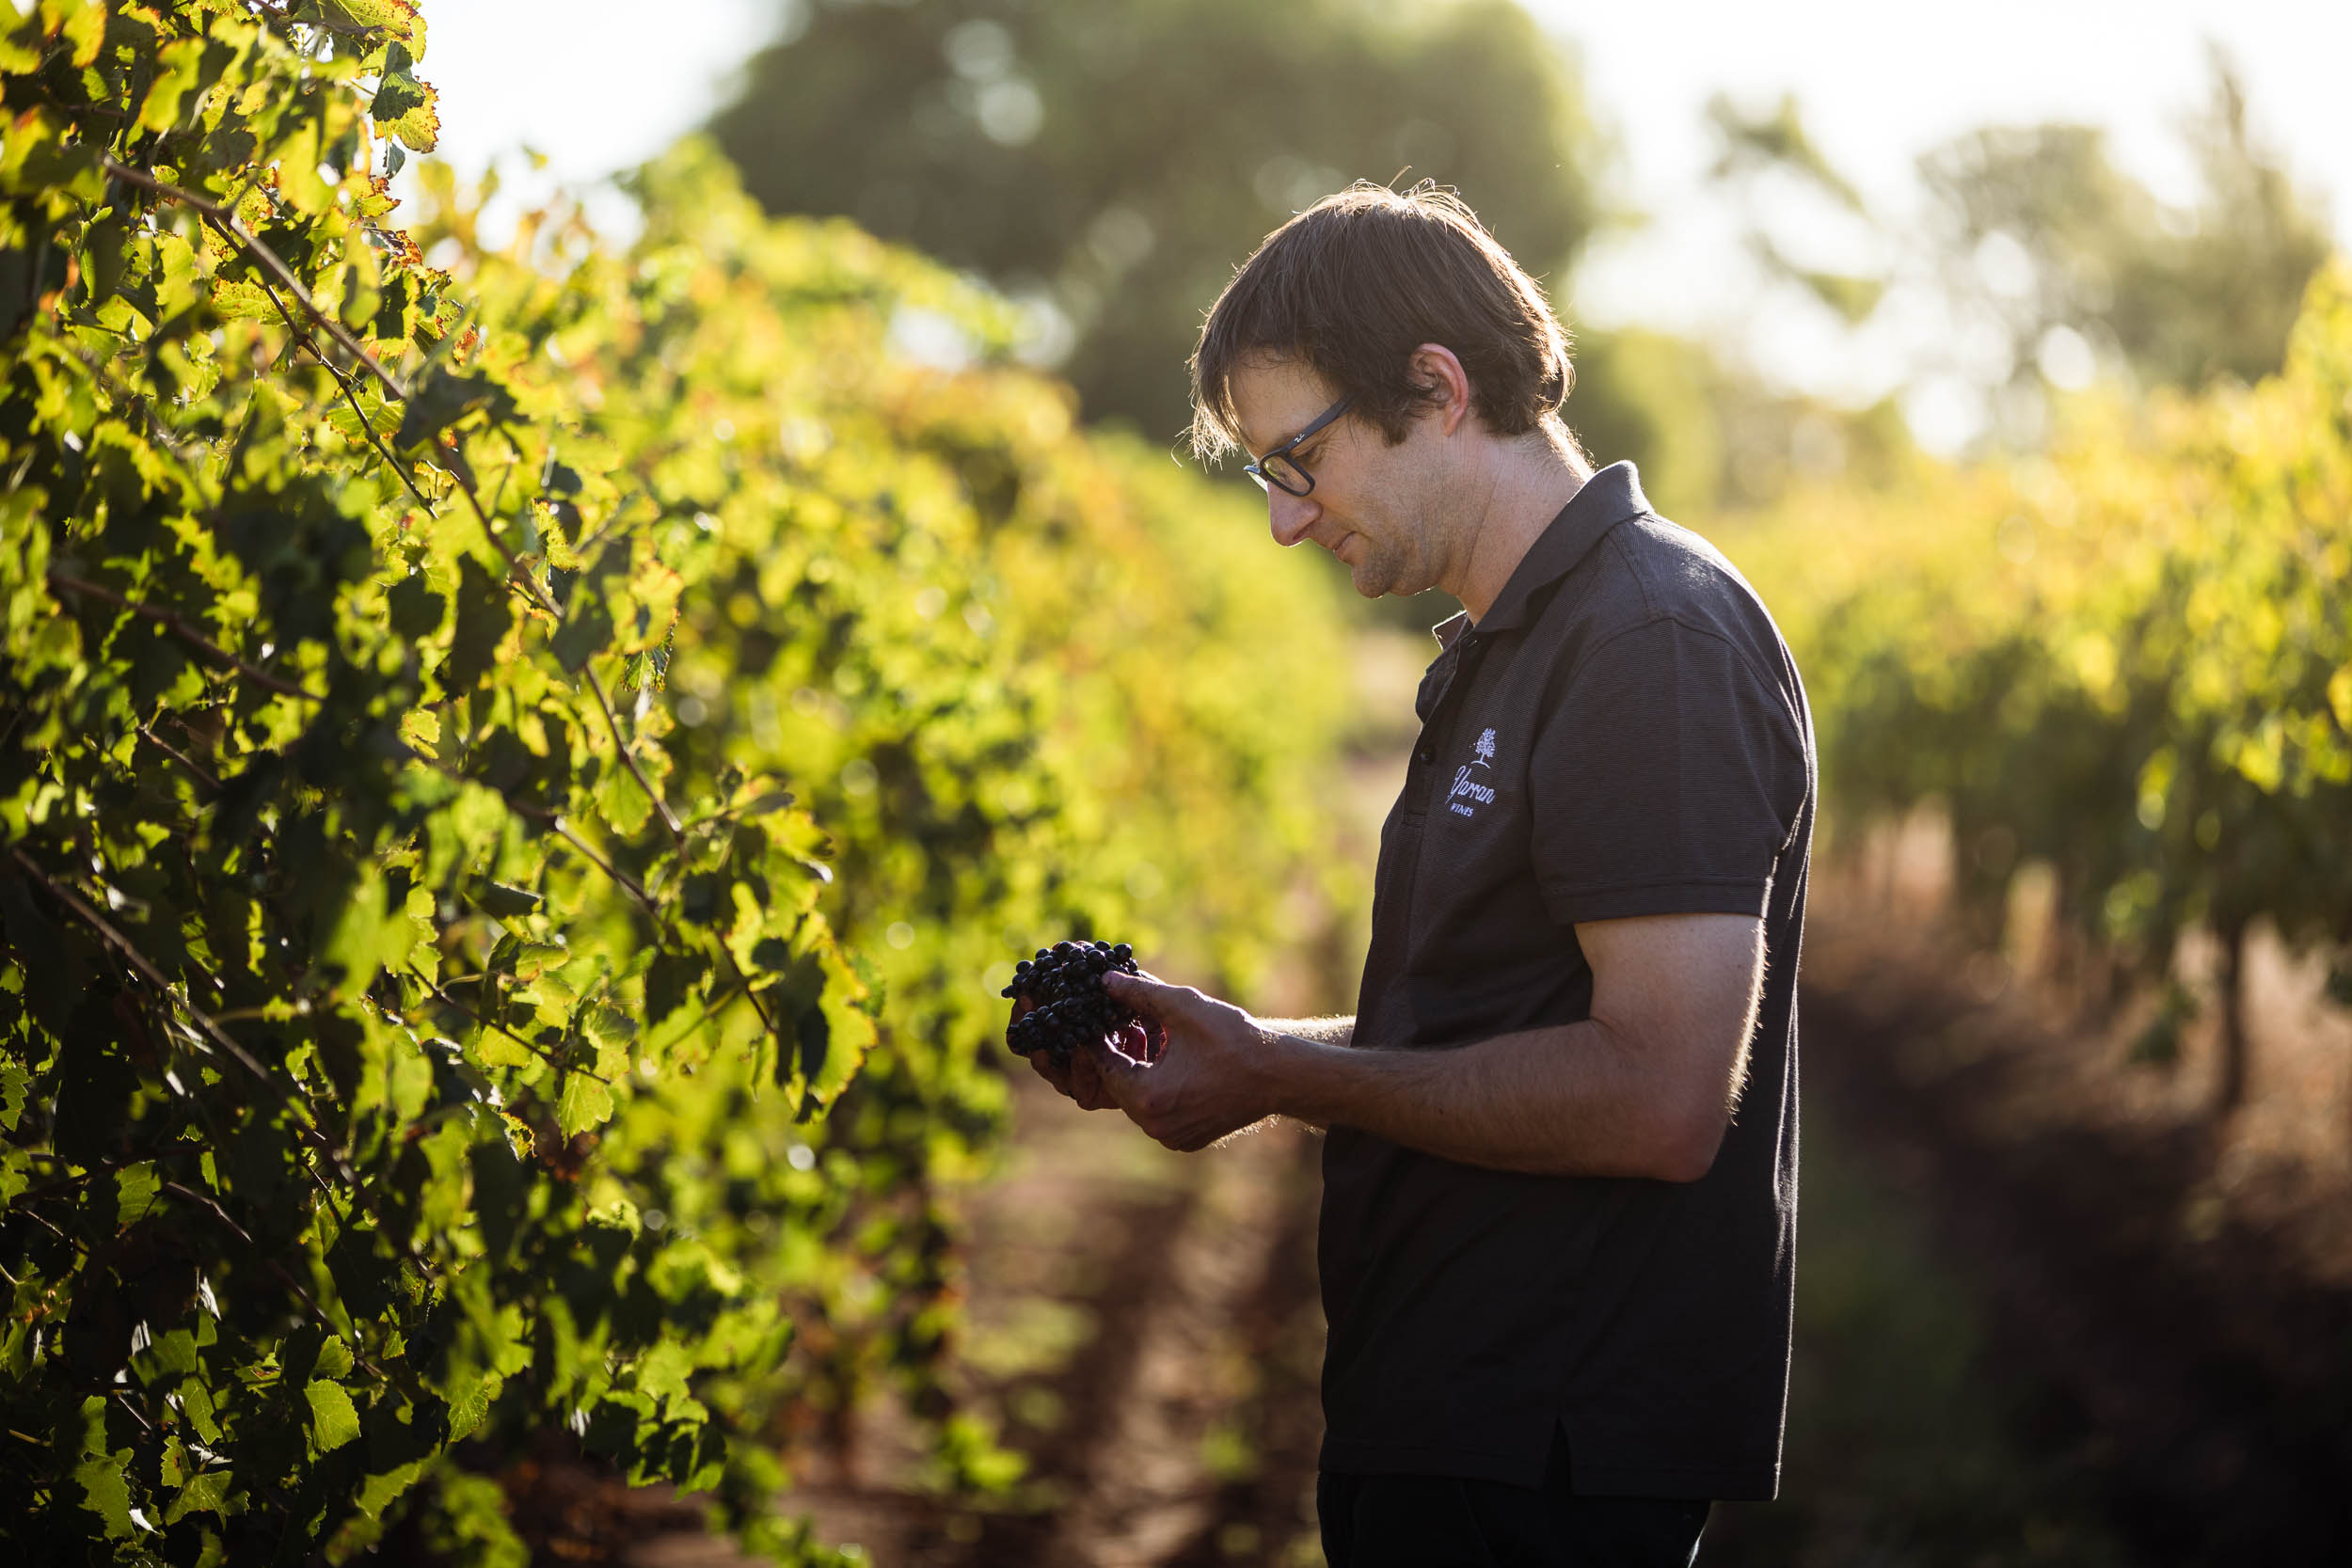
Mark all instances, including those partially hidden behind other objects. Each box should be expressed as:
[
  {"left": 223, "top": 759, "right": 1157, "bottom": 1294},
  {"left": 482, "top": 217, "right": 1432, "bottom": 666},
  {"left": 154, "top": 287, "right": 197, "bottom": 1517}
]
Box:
[{"left": 1267, "top": 487, "right": 1320, "bottom": 548}]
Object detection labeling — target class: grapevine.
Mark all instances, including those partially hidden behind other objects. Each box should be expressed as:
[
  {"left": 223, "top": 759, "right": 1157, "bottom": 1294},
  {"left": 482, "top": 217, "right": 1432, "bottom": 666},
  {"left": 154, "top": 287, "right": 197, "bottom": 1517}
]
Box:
[
  {"left": 1719, "top": 260, "right": 2352, "bottom": 1108},
  {"left": 0, "top": 1, "right": 1358, "bottom": 1560}
]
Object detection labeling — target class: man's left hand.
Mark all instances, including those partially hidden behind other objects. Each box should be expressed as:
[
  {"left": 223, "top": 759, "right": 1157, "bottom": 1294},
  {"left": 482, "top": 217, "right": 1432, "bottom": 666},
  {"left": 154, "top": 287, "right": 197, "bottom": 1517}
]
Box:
[{"left": 1087, "top": 972, "right": 1278, "bottom": 1150}]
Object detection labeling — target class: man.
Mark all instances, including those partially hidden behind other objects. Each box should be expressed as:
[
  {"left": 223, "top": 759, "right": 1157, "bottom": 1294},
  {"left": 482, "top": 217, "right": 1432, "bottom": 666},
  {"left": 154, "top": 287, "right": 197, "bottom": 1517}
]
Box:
[{"left": 1025, "top": 182, "right": 1814, "bottom": 1567}]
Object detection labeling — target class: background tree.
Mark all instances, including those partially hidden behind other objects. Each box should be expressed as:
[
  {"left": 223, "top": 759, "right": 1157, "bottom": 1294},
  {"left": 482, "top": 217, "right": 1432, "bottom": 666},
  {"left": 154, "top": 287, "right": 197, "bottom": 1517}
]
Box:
[
  {"left": 708, "top": 0, "right": 1608, "bottom": 449},
  {"left": 1918, "top": 50, "right": 2333, "bottom": 397},
  {"left": 1709, "top": 50, "right": 2333, "bottom": 451}
]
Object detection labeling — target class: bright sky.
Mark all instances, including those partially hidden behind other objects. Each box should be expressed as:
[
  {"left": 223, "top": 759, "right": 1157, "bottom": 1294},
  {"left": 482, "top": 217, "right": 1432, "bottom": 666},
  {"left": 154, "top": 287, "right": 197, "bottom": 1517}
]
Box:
[
  {"left": 410, "top": 0, "right": 2352, "bottom": 438},
  {"left": 1530, "top": 0, "right": 2352, "bottom": 430}
]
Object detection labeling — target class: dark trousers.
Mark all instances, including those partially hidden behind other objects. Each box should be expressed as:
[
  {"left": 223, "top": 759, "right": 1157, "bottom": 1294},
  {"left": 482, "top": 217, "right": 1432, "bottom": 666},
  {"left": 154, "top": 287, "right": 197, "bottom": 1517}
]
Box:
[{"left": 1317, "top": 1429, "right": 1710, "bottom": 1568}]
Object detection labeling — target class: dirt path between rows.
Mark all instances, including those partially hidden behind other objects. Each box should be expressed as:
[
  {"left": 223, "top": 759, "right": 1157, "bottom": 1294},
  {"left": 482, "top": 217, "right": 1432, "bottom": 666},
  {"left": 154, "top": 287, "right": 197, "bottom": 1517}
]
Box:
[{"left": 1782, "top": 917, "right": 2352, "bottom": 1566}]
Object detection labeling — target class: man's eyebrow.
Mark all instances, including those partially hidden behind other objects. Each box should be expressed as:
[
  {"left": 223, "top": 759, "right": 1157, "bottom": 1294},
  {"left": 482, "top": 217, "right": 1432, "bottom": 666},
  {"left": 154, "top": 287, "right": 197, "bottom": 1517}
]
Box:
[
  {"left": 1243, "top": 409, "right": 1317, "bottom": 460},
  {"left": 1240, "top": 427, "right": 1292, "bottom": 462}
]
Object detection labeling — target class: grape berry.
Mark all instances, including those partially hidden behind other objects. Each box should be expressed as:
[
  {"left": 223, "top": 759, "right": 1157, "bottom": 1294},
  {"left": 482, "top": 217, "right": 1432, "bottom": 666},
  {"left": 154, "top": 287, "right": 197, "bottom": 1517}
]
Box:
[{"left": 1001, "top": 940, "right": 1155, "bottom": 1064}]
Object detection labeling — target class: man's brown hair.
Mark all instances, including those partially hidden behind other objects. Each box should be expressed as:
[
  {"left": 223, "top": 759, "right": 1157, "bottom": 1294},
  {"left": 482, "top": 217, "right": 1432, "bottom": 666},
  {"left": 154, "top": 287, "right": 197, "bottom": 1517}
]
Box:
[{"left": 1188, "top": 181, "right": 1574, "bottom": 460}]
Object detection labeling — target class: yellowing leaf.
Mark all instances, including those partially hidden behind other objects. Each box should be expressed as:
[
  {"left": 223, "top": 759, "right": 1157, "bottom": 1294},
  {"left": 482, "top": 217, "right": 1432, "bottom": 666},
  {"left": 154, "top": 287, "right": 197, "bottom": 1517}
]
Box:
[
  {"left": 370, "top": 70, "right": 438, "bottom": 151},
  {"left": 57, "top": 0, "right": 106, "bottom": 70},
  {"left": 274, "top": 118, "right": 330, "bottom": 215},
  {"left": 399, "top": 706, "right": 441, "bottom": 758},
  {"left": 316, "top": 0, "right": 418, "bottom": 42},
  {"left": 0, "top": 16, "right": 40, "bottom": 74},
  {"left": 618, "top": 551, "right": 684, "bottom": 656},
  {"left": 151, "top": 231, "right": 203, "bottom": 320},
  {"left": 137, "top": 39, "right": 206, "bottom": 133},
  {"left": 210, "top": 277, "right": 277, "bottom": 323}
]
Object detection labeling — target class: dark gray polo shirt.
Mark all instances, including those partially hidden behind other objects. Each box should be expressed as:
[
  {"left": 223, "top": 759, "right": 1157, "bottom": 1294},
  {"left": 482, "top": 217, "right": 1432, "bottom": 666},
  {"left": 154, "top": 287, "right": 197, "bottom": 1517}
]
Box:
[{"left": 1319, "top": 461, "right": 1813, "bottom": 1500}]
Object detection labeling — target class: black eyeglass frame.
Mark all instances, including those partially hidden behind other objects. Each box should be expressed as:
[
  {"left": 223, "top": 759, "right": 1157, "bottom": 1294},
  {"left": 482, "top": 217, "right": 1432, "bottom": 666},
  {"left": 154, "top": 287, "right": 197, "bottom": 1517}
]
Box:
[{"left": 1243, "top": 395, "right": 1353, "bottom": 497}]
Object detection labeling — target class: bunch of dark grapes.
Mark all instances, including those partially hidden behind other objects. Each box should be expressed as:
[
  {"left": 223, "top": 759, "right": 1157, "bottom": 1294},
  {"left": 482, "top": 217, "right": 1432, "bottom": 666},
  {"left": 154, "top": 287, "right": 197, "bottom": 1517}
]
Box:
[{"left": 1000, "top": 940, "right": 1154, "bottom": 1065}]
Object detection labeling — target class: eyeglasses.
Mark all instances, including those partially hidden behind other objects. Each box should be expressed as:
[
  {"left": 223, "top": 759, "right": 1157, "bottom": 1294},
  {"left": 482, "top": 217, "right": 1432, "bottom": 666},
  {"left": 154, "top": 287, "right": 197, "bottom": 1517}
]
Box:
[{"left": 1243, "top": 394, "right": 1352, "bottom": 498}]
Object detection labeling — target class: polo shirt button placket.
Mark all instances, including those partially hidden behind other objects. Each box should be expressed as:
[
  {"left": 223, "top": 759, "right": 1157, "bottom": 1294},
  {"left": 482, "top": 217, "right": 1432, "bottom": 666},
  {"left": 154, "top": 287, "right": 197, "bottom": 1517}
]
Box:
[{"left": 1422, "top": 639, "right": 1480, "bottom": 771}]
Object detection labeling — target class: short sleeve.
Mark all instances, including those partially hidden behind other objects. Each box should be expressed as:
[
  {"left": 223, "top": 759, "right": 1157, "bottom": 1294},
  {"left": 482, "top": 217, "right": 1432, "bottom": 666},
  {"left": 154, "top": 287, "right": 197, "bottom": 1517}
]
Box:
[{"left": 1529, "top": 616, "right": 1805, "bottom": 926}]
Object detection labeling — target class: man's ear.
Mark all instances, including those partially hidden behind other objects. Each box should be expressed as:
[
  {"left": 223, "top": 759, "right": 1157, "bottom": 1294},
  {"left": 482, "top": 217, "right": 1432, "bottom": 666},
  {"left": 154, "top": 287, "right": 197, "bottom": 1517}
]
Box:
[{"left": 1408, "top": 342, "right": 1474, "bottom": 436}]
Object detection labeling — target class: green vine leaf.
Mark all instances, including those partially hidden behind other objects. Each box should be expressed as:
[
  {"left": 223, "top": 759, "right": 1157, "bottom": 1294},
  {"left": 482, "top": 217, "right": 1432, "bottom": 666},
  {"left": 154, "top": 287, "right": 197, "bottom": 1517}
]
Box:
[
  {"left": 306, "top": 1379, "right": 364, "bottom": 1455},
  {"left": 557, "top": 1070, "right": 614, "bottom": 1140},
  {"left": 74, "top": 1452, "right": 138, "bottom": 1541}
]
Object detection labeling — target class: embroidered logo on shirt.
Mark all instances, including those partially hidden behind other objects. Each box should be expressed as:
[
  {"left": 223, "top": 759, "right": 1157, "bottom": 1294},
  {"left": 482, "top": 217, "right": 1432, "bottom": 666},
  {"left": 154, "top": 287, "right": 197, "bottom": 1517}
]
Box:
[{"left": 1449, "top": 727, "right": 1500, "bottom": 817}]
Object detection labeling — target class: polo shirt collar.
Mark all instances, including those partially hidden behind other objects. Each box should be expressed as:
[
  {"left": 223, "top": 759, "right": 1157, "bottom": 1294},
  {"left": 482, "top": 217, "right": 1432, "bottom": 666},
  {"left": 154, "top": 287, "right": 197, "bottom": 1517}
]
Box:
[{"left": 1432, "top": 461, "right": 1651, "bottom": 644}]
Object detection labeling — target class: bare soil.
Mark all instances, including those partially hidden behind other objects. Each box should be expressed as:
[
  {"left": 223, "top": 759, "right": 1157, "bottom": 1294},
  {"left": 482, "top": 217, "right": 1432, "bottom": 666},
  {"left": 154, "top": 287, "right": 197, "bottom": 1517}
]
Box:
[{"left": 1761, "top": 910, "right": 2352, "bottom": 1566}]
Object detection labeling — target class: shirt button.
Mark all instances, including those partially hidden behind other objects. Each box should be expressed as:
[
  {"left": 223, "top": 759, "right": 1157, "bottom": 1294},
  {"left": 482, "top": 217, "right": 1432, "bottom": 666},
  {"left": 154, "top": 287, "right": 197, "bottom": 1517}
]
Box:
[{"left": 1415, "top": 745, "right": 1434, "bottom": 765}]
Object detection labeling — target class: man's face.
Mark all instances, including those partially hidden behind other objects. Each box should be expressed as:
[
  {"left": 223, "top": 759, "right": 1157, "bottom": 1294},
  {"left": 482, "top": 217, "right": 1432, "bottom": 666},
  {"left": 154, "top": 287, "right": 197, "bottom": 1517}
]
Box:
[{"left": 1227, "top": 358, "right": 1447, "bottom": 599}]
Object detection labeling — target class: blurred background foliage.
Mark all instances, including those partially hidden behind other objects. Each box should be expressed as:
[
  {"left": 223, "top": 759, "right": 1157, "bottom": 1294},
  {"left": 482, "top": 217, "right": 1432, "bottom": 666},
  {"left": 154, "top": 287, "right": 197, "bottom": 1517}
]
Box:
[
  {"left": 1719, "top": 259, "right": 2352, "bottom": 1103},
  {"left": 1915, "top": 58, "right": 2333, "bottom": 396},
  {"left": 706, "top": 5, "right": 2330, "bottom": 527},
  {"left": 709, "top": 0, "right": 1603, "bottom": 451},
  {"left": 1713, "top": 50, "right": 2333, "bottom": 450}
]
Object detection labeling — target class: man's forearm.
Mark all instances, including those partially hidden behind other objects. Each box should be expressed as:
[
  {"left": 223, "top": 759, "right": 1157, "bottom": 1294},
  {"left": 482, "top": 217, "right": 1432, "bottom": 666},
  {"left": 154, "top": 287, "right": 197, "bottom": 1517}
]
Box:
[
  {"left": 1097, "top": 916, "right": 1755, "bottom": 1169},
  {"left": 1256, "top": 1014, "right": 1354, "bottom": 1047},
  {"left": 1218, "top": 1016, "right": 1352, "bottom": 1134},
  {"left": 1258, "top": 1021, "right": 1723, "bottom": 1181}
]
